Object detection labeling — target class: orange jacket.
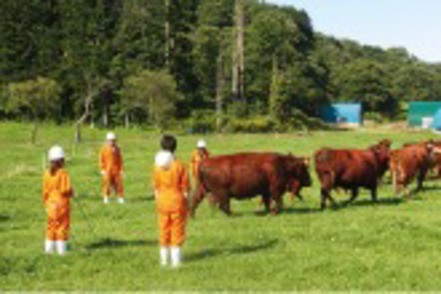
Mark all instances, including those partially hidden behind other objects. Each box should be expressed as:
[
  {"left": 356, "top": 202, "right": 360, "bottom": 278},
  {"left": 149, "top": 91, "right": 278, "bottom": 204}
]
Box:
[
  {"left": 43, "top": 168, "right": 73, "bottom": 207},
  {"left": 154, "top": 160, "right": 189, "bottom": 213},
  {"left": 191, "top": 148, "right": 210, "bottom": 177},
  {"left": 100, "top": 144, "right": 123, "bottom": 175}
]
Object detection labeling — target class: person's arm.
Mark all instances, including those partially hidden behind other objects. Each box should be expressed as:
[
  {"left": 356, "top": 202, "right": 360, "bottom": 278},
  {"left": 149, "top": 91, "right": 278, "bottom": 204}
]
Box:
[
  {"left": 119, "top": 149, "right": 124, "bottom": 175},
  {"left": 60, "top": 171, "right": 74, "bottom": 198},
  {"left": 180, "top": 166, "right": 190, "bottom": 198},
  {"left": 153, "top": 167, "right": 160, "bottom": 199},
  {"left": 100, "top": 147, "right": 106, "bottom": 175},
  {"left": 42, "top": 173, "right": 49, "bottom": 206}
]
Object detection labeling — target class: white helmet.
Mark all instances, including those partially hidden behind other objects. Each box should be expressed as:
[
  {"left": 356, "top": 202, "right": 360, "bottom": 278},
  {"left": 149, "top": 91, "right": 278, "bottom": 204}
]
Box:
[
  {"left": 155, "top": 151, "right": 173, "bottom": 168},
  {"left": 106, "top": 132, "right": 116, "bottom": 141},
  {"left": 48, "top": 145, "right": 65, "bottom": 161},
  {"left": 197, "top": 139, "right": 207, "bottom": 148}
]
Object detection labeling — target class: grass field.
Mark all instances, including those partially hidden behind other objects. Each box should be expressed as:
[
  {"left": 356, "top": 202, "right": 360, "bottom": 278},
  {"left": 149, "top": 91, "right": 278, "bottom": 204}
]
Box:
[{"left": 2, "top": 122, "right": 441, "bottom": 291}]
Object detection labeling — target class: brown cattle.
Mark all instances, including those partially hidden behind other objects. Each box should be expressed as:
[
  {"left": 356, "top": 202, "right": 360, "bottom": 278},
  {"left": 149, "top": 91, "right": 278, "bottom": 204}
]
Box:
[
  {"left": 315, "top": 140, "right": 391, "bottom": 210},
  {"left": 390, "top": 142, "right": 435, "bottom": 194},
  {"left": 191, "top": 153, "right": 312, "bottom": 216},
  {"left": 403, "top": 140, "right": 441, "bottom": 178}
]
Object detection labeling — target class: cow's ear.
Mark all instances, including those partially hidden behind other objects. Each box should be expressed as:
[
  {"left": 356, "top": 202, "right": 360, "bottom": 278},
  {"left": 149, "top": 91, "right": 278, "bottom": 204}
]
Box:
[
  {"left": 427, "top": 143, "right": 434, "bottom": 151},
  {"left": 303, "top": 157, "right": 311, "bottom": 166}
]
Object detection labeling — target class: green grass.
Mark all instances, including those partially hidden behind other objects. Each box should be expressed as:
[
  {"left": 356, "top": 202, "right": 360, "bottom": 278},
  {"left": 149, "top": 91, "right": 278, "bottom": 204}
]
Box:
[{"left": 1, "top": 122, "right": 441, "bottom": 291}]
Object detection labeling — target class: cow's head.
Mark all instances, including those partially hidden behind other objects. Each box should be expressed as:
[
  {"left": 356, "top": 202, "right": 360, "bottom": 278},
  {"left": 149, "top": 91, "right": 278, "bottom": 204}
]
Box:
[
  {"left": 285, "top": 156, "right": 312, "bottom": 196},
  {"left": 369, "top": 139, "right": 392, "bottom": 176}
]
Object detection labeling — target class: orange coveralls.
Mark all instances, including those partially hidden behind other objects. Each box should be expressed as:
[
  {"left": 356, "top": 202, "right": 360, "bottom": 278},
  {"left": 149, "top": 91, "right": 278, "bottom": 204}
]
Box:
[
  {"left": 43, "top": 169, "right": 73, "bottom": 241},
  {"left": 100, "top": 144, "right": 123, "bottom": 198},
  {"left": 190, "top": 149, "right": 210, "bottom": 180},
  {"left": 154, "top": 160, "right": 189, "bottom": 247}
]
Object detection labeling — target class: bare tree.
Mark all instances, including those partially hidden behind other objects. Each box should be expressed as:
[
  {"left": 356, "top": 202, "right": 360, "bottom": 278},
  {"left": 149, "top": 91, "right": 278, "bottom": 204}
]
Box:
[
  {"left": 216, "top": 52, "right": 225, "bottom": 130},
  {"left": 232, "top": 0, "right": 245, "bottom": 104},
  {"left": 74, "top": 75, "right": 107, "bottom": 143}
]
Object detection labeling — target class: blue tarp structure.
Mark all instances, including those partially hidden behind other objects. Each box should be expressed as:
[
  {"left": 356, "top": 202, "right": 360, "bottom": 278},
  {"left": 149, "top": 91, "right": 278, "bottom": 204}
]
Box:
[
  {"left": 432, "top": 108, "right": 441, "bottom": 130},
  {"left": 407, "top": 101, "right": 441, "bottom": 127},
  {"left": 320, "top": 103, "right": 362, "bottom": 126}
]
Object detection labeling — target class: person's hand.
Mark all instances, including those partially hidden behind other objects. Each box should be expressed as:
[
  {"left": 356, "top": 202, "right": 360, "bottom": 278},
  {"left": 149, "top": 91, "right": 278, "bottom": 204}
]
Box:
[{"left": 101, "top": 170, "right": 106, "bottom": 176}]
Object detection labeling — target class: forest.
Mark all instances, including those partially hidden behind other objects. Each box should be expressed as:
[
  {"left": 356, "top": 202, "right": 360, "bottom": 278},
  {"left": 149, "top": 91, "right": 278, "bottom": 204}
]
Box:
[{"left": 1, "top": 0, "right": 441, "bottom": 135}]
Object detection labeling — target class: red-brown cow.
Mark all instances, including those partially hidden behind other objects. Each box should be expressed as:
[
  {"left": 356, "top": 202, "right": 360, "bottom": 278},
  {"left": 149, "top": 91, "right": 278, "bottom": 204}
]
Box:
[
  {"left": 403, "top": 140, "right": 441, "bottom": 178},
  {"left": 191, "top": 153, "right": 312, "bottom": 216},
  {"left": 390, "top": 142, "right": 435, "bottom": 195},
  {"left": 315, "top": 140, "right": 391, "bottom": 210}
]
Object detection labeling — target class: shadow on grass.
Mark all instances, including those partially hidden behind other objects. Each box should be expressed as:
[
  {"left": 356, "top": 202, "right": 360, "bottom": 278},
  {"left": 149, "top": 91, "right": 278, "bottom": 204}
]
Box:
[
  {"left": 343, "top": 197, "right": 404, "bottom": 208},
  {"left": 282, "top": 206, "right": 322, "bottom": 215},
  {"left": 420, "top": 185, "right": 441, "bottom": 192},
  {"left": 0, "top": 214, "right": 10, "bottom": 222},
  {"left": 86, "top": 238, "right": 156, "bottom": 250},
  {"left": 186, "top": 239, "right": 278, "bottom": 262}
]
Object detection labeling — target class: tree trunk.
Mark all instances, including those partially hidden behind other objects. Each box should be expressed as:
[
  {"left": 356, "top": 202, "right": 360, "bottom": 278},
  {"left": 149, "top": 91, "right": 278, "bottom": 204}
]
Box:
[
  {"left": 216, "top": 53, "right": 225, "bottom": 130},
  {"left": 89, "top": 102, "right": 95, "bottom": 128},
  {"left": 165, "top": 0, "right": 171, "bottom": 67},
  {"left": 75, "top": 79, "right": 98, "bottom": 144},
  {"left": 31, "top": 119, "right": 38, "bottom": 144},
  {"left": 102, "top": 102, "right": 109, "bottom": 127},
  {"left": 125, "top": 112, "right": 130, "bottom": 128},
  {"left": 232, "top": 0, "right": 245, "bottom": 104}
]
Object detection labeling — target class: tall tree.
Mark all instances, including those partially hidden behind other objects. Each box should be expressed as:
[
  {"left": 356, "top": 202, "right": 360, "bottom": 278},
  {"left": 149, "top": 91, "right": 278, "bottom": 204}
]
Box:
[{"left": 231, "top": 0, "right": 245, "bottom": 107}]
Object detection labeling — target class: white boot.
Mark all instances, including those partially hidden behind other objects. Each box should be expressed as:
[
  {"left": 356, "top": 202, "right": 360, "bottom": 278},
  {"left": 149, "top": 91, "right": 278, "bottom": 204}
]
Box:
[
  {"left": 170, "top": 246, "right": 182, "bottom": 268},
  {"left": 118, "top": 197, "right": 125, "bottom": 204},
  {"left": 56, "top": 241, "right": 67, "bottom": 255},
  {"left": 44, "top": 240, "right": 55, "bottom": 254},
  {"left": 103, "top": 196, "right": 109, "bottom": 204},
  {"left": 160, "top": 246, "right": 169, "bottom": 266}
]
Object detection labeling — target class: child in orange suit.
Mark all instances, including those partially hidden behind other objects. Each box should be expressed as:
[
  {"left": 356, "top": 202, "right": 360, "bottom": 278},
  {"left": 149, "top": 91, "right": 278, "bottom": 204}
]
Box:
[
  {"left": 153, "top": 135, "right": 189, "bottom": 267},
  {"left": 43, "top": 145, "right": 74, "bottom": 255},
  {"left": 100, "top": 132, "right": 124, "bottom": 204}
]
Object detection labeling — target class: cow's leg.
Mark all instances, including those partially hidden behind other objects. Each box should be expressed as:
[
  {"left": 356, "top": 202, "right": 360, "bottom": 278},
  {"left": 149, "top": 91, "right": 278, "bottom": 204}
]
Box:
[
  {"left": 416, "top": 169, "right": 428, "bottom": 192},
  {"left": 320, "top": 188, "right": 336, "bottom": 210},
  {"left": 370, "top": 187, "right": 378, "bottom": 203},
  {"left": 347, "top": 187, "right": 359, "bottom": 204},
  {"left": 261, "top": 194, "right": 271, "bottom": 213},
  {"left": 273, "top": 195, "right": 284, "bottom": 213},
  {"left": 320, "top": 188, "right": 327, "bottom": 210},
  {"left": 320, "top": 173, "right": 336, "bottom": 210},
  {"left": 217, "top": 193, "right": 231, "bottom": 215}
]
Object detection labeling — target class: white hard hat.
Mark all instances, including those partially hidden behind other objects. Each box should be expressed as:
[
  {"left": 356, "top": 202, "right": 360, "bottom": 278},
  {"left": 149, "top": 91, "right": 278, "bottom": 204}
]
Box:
[
  {"left": 155, "top": 151, "right": 173, "bottom": 168},
  {"left": 106, "top": 132, "right": 116, "bottom": 141},
  {"left": 48, "top": 145, "right": 65, "bottom": 161},
  {"left": 197, "top": 139, "right": 207, "bottom": 148}
]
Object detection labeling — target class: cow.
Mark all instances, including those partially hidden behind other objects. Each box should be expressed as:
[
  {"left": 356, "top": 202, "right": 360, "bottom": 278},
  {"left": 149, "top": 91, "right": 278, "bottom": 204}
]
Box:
[
  {"left": 190, "top": 153, "right": 312, "bottom": 216},
  {"left": 390, "top": 141, "right": 438, "bottom": 195},
  {"left": 314, "top": 140, "right": 391, "bottom": 210},
  {"left": 403, "top": 140, "right": 441, "bottom": 178}
]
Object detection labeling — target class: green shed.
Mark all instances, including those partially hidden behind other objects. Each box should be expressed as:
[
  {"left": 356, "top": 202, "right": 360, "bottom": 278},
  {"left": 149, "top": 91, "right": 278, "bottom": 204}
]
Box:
[{"left": 407, "top": 101, "right": 441, "bottom": 127}]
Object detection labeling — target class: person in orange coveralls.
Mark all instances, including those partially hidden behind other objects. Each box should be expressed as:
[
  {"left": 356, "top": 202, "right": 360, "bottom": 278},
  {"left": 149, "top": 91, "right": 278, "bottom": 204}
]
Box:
[
  {"left": 43, "top": 145, "right": 74, "bottom": 255},
  {"left": 153, "top": 135, "right": 189, "bottom": 267},
  {"left": 100, "top": 132, "right": 124, "bottom": 204},
  {"left": 190, "top": 139, "right": 210, "bottom": 184}
]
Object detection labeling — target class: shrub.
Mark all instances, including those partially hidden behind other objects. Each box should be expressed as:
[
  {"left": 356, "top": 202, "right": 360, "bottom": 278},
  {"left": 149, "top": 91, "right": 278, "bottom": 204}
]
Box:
[{"left": 184, "top": 110, "right": 217, "bottom": 134}]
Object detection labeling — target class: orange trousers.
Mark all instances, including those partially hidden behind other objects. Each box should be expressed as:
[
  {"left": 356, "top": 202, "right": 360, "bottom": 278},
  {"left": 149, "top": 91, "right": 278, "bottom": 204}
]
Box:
[
  {"left": 46, "top": 200, "right": 70, "bottom": 241},
  {"left": 102, "top": 173, "right": 123, "bottom": 197},
  {"left": 158, "top": 211, "right": 187, "bottom": 247}
]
